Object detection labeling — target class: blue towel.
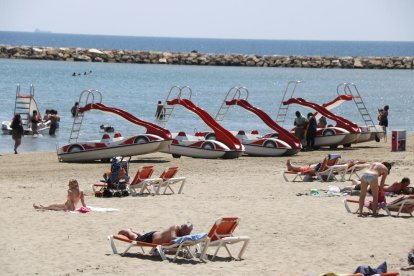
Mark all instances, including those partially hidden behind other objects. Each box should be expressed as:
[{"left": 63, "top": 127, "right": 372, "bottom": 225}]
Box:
[
  {"left": 354, "top": 261, "right": 387, "bottom": 276},
  {"left": 173, "top": 233, "right": 207, "bottom": 244},
  {"left": 328, "top": 153, "right": 341, "bottom": 160}
]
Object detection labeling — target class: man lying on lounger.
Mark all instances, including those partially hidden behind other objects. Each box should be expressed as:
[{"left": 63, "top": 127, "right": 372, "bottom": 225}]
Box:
[{"left": 118, "top": 222, "right": 193, "bottom": 244}]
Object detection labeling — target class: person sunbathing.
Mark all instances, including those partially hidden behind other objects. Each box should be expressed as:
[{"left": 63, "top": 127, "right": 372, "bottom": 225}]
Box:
[
  {"left": 286, "top": 159, "right": 359, "bottom": 173},
  {"left": 33, "top": 179, "right": 86, "bottom": 211},
  {"left": 352, "top": 177, "right": 412, "bottom": 195},
  {"left": 118, "top": 222, "right": 193, "bottom": 244},
  {"left": 383, "top": 177, "right": 412, "bottom": 194},
  {"left": 286, "top": 159, "right": 321, "bottom": 173}
]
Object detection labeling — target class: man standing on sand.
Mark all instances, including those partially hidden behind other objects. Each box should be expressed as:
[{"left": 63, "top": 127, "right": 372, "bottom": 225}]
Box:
[
  {"left": 294, "top": 111, "right": 306, "bottom": 140},
  {"left": 378, "top": 105, "right": 389, "bottom": 142},
  {"left": 118, "top": 222, "right": 193, "bottom": 243}
]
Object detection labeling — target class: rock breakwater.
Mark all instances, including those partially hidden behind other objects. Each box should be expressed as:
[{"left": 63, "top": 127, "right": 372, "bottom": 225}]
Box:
[{"left": 1, "top": 45, "right": 413, "bottom": 69}]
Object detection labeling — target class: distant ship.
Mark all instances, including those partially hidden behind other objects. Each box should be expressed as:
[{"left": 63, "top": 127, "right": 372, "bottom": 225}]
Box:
[{"left": 34, "top": 28, "right": 52, "bottom": 33}]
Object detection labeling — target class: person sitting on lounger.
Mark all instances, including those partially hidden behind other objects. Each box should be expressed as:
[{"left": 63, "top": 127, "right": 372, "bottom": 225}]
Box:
[
  {"left": 118, "top": 221, "right": 193, "bottom": 244},
  {"left": 33, "top": 179, "right": 86, "bottom": 211}
]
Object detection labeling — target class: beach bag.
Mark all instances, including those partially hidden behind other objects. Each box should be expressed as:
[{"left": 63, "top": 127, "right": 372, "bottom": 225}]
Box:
[
  {"left": 303, "top": 174, "right": 313, "bottom": 182},
  {"left": 102, "top": 188, "right": 113, "bottom": 198}
]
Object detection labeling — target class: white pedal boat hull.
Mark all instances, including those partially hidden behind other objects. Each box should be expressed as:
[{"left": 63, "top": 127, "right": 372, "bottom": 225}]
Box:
[
  {"left": 57, "top": 134, "right": 170, "bottom": 162},
  {"left": 161, "top": 132, "right": 243, "bottom": 159}
]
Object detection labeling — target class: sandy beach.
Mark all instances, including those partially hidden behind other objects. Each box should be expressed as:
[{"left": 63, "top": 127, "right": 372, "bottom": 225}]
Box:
[{"left": 1, "top": 136, "right": 413, "bottom": 275}]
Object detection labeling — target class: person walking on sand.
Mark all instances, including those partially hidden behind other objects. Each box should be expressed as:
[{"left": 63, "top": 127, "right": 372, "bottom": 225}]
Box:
[
  {"left": 10, "top": 114, "right": 24, "bottom": 154},
  {"left": 118, "top": 221, "right": 193, "bottom": 244},
  {"left": 357, "top": 162, "right": 392, "bottom": 217},
  {"left": 33, "top": 179, "right": 86, "bottom": 211}
]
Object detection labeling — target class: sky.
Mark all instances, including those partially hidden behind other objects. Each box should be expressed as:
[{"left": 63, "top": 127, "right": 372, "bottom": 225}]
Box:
[{"left": 1, "top": 0, "right": 413, "bottom": 41}]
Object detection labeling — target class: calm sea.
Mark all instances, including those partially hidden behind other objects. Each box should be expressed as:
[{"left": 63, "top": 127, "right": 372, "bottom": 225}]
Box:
[
  {"left": 0, "top": 32, "right": 412, "bottom": 154},
  {"left": 1, "top": 31, "right": 414, "bottom": 56}
]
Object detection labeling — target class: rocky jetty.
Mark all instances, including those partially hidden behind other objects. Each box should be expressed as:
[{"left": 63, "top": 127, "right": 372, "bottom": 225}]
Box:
[{"left": 0, "top": 45, "right": 412, "bottom": 69}]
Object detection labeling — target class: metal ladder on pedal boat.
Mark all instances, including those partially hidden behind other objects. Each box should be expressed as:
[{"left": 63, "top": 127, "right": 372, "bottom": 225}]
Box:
[
  {"left": 337, "top": 83, "right": 380, "bottom": 133},
  {"left": 275, "top": 81, "right": 302, "bottom": 127},
  {"left": 68, "top": 89, "right": 102, "bottom": 143},
  {"left": 14, "top": 84, "right": 34, "bottom": 130},
  {"left": 214, "top": 86, "right": 249, "bottom": 122},
  {"left": 157, "top": 85, "right": 193, "bottom": 128}
]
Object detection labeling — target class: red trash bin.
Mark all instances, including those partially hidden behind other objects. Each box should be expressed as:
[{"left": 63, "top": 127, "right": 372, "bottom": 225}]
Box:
[{"left": 391, "top": 130, "right": 406, "bottom": 152}]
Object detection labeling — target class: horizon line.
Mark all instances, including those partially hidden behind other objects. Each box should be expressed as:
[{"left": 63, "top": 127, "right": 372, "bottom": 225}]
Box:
[{"left": 1, "top": 30, "right": 413, "bottom": 43}]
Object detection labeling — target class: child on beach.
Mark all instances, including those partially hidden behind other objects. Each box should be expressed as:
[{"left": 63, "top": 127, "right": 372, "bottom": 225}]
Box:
[{"left": 33, "top": 179, "right": 86, "bottom": 211}]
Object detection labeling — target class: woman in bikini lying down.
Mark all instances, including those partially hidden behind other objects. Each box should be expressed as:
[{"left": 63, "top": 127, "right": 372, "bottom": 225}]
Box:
[{"left": 33, "top": 179, "right": 86, "bottom": 211}]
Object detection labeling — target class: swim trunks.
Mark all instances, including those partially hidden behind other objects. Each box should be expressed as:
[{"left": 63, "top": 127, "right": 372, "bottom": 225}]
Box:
[
  {"left": 300, "top": 165, "right": 312, "bottom": 173},
  {"left": 361, "top": 173, "right": 378, "bottom": 183},
  {"left": 136, "top": 231, "right": 156, "bottom": 243}
]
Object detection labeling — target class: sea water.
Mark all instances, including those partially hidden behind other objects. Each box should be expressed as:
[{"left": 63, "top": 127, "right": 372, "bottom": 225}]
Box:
[
  {"left": 1, "top": 31, "right": 414, "bottom": 57},
  {"left": 0, "top": 58, "right": 412, "bottom": 154},
  {"left": 0, "top": 32, "right": 413, "bottom": 154}
]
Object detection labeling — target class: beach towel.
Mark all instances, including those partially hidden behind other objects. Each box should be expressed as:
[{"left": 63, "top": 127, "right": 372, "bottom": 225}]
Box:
[
  {"left": 328, "top": 153, "right": 341, "bottom": 160},
  {"left": 71, "top": 206, "right": 119, "bottom": 213},
  {"left": 173, "top": 233, "right": 207, "bottom": 244}
]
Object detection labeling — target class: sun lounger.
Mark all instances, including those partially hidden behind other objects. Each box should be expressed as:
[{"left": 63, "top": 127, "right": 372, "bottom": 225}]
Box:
[
  {"left": 128, "top": 165, "right": 162, "bottom": 196},
  {"left": 344, "top": 195, "right": 414, "bottom": 217},
  {"left": 282, "top": 153, "right": 343, "bottom": 182},
  {"left": 151, "top": 166, "right": 186, "bottom": 195},
  {"left": 156, "top": 233, "right": 209, "bottom": 262},
  {"left": 108, "top": 233, "right": 209, "bottom": 262},
  {"left": 202, "top": 217, "right": 250, "bottom": 261},
  {"left": 108, "top": 234, "right": 161, "bottom": 256},
  {"left": 345, "top": 161, "right": 370, "bottom": 181}
]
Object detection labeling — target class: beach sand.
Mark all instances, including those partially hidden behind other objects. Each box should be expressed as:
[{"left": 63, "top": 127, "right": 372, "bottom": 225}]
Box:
[{"left": 0, "top": 136, "right": 413, "bottom": 275}]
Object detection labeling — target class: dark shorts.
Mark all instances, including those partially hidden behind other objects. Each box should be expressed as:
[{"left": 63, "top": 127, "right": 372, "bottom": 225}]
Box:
[{"left": 136, "top": 231, "right": 156, "bottom": 243}]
